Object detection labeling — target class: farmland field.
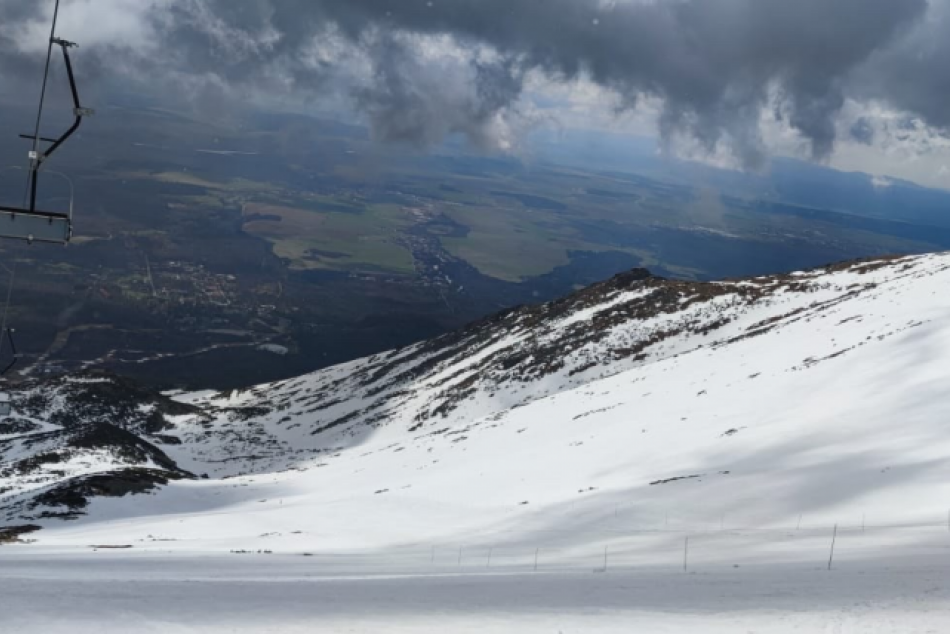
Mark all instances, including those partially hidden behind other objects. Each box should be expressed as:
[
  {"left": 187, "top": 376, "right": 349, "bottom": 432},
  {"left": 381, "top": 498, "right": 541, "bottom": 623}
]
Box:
[{"left": 242, "top": 203, "right": 415, "bottom": 274}]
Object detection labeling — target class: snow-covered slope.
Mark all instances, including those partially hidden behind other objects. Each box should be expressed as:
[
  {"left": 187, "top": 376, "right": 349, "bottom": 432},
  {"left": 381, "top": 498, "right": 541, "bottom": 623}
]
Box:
[{"left": 3, "top": 252, "right": 950, "bottom": 553}]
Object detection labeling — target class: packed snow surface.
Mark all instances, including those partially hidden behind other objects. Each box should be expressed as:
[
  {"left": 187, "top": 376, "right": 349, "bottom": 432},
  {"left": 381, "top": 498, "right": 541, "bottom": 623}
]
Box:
[{"left": 4, "top": 550, "right": 950, "bottom": 633}]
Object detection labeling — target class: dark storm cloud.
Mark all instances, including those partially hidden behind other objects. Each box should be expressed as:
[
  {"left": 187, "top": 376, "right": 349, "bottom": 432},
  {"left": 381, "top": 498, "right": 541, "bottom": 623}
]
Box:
[
  {"left": 0, "top": 0, "right": 941, "bottom": 165},
  {"left": 856, "top": 1, "right": 950, "bottom": 131},
  {"left": 352, "top": 38, "right": 525, "bottom": 148},
  {"left": 0, "top": 0, "right": 46, "bottom": 91},
  {"left": 309, "top": 0, "right": 929, "bottom": 162}
]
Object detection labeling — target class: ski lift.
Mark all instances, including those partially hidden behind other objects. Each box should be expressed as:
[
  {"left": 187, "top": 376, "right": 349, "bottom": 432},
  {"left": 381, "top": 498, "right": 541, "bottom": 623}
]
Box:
[
  {"left": 2, "top": 1, "right": 92, "bottom": 245},
  {"left": 0, "top": 0, "right": 86, "bottom": 408}
]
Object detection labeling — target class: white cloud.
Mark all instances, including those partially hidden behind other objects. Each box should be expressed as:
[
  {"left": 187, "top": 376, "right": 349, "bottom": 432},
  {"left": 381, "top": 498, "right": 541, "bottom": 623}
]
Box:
[
  {"left": 5, "top": 0, "right": 950, "bottom": 190},
  {"left": 871, "top": 175, "right": 893, "bottom": 189},
  {"left": 5, "top": 0, "right": 169, "bottom": 53}
]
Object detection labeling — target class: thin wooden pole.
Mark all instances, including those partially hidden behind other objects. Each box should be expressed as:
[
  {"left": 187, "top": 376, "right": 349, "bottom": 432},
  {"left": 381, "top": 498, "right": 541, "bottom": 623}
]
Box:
[{"left": 827, "top": 524, "right": 838, "bottom": 571}]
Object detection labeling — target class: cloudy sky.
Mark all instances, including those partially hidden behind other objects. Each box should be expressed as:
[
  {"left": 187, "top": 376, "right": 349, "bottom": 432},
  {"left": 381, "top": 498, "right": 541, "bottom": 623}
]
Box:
[{"left": 2, "top": 0, "right": 950, "bottom": 189}]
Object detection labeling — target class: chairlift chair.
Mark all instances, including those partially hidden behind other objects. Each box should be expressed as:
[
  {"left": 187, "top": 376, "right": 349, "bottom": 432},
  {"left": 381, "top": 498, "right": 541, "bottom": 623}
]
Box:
[{"left": 1, "top": 29, "right": 92, "bottom": 244}]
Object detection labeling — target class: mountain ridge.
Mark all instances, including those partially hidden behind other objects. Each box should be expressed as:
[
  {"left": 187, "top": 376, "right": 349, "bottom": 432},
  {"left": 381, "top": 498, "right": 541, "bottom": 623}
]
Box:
[{"left": 1, "top": 251, "right": 948, "bottom": 549}]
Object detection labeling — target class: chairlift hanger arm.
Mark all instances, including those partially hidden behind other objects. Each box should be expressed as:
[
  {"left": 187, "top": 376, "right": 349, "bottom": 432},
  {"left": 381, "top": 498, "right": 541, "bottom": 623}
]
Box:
[
  {"left": 28, "top": 38, "right": 91, "bottom": 214},
  {"left": 43, "top": 38, "right": 86, "bottom": 160}
]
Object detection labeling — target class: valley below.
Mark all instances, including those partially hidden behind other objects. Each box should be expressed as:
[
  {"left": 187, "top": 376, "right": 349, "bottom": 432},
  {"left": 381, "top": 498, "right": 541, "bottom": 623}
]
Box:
[{"left": 4, "top": 107, "right": 950, "bottom": 390}]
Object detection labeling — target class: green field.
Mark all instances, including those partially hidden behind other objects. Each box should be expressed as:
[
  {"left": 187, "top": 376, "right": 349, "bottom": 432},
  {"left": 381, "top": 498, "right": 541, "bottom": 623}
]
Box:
[
  {"left": 243, "top": 202, "right": 415, "bottom": 274},
  {"left": 441, "top": 206, "right": 580, "bottom": 281}
]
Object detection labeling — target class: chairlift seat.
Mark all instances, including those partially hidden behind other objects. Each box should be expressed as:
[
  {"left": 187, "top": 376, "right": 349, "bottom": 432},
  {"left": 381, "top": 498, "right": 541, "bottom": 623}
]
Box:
[
  {"left": 0, "top": 393, "right": 11, "bottom": 417},
  {"left": 0, "top": 205, "right": 71, "bottom": 244}
]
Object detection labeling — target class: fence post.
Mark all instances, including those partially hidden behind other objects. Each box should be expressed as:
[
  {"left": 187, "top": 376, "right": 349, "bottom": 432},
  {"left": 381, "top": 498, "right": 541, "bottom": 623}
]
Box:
[
  {"left": 683, "top": 536, "right": 689, "bottom": 572},
  {"left": 827, "top": 524, "right": 838, "bottom": 571}
]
